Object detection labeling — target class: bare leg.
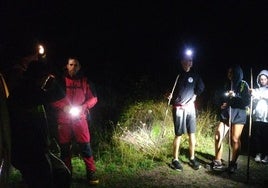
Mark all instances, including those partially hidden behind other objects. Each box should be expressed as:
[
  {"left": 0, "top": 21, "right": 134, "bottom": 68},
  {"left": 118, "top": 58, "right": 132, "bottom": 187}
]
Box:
[
  {"left": 189, "top": 133, "right": 196, "bottom": 159},
  {"left": 215, "top": 122, "right": 229, "bottom": 161},
  {"left": 173, "top": 135, "right": 181, "bottom": 160},
  {"left": 231, "top": 124, "right": 244, "bottom": 163}
]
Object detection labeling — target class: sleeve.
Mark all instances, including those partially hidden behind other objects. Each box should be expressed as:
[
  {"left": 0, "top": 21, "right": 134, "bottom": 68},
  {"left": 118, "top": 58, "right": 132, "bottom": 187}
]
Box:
[
  {"left": 194, "top": 75, "right": 205, "bottom": 96},
  {"left": 229, "top": 81, "right": 250, "bottom": 108},
  {"left": 82, "top": 78, "right": 98, "bottom": 110}
]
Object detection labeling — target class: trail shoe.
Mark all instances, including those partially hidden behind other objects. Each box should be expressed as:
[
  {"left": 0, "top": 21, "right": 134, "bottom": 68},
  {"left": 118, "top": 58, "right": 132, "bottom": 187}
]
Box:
[
  {"left": 261, "top": 155, "right": 268, "bottom": 164},
  {"left": 210, "top": 160, "right": 223, "bottom": 171},
  {"left": 189, "top": 158, "right": 201, "bottom": 170},
  {"left": 255, "top": 153, "right": 262, "bottom": 162},
  {"left": 87, "top": 170, "right": 99, "bottom": 185},
  {"left": 228, "top": 161, "right": 237, "bottom": 174},
  {"left": 170, "top": 159, "right": 183, "bottom": 171}
]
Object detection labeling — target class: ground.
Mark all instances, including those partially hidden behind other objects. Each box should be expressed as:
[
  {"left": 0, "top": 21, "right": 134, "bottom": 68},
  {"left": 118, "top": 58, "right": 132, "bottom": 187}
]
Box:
[
  {"left": 71, "top": 152, "right": 267, "bottom": 188},
  {"left": 9, "top": 153, "right": 268, "bottom": 188},
  {"left": 132, "top": 155, "right": 268, "bottom": 188}
]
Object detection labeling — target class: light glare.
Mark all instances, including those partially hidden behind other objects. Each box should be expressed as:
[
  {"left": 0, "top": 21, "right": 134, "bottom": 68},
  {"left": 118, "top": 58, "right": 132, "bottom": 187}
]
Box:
[{"left": 69, "top": 106, "right": 81, "bottom": 117}]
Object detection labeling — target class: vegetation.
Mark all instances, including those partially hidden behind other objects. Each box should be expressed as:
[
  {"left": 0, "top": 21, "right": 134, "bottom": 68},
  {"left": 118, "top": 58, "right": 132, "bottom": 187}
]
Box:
[{"left": 9, "top": 95, "right": 220, "bottom": 187}]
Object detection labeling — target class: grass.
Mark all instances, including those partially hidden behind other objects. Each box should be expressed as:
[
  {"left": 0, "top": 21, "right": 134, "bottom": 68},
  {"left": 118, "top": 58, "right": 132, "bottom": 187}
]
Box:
[{"left": 9, "top": 99, "right": 221, "bottom": 187}]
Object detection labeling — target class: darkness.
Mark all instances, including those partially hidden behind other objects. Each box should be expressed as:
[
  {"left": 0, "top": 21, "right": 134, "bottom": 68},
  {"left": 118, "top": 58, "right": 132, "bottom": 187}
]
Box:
[{"left": 1, "top": 1, "right": 268, "bottom": 103}]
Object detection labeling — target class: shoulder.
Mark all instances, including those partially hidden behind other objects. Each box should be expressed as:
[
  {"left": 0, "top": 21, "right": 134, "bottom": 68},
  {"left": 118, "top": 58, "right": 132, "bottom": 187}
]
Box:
[
  {"left": 241, "top": 80, "right": 249, "bottom": 87},
  {"left": 240, "top": 80, "right": 249, "bottom": 91}
]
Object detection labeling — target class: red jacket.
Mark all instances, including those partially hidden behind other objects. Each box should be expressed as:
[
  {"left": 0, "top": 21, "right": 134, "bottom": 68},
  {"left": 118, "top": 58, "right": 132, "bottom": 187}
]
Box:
[{"left": 51, "top": 75, "right": 97, "bottom": 122}]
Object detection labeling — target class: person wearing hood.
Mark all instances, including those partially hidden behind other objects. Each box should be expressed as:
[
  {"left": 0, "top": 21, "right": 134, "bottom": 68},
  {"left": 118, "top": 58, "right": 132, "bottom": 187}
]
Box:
[
  {"left": 50, "top": 57, "right": 99, "bottom": 185},
  {"left": 250, "top": 69, "right": 268, "bottom": 164},
  {"left": 210, "top": 64, "right": 250, "bottom": 173}
]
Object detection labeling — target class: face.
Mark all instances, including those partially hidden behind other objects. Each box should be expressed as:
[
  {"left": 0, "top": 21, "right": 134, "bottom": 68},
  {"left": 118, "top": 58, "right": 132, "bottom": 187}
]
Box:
[
  {"left": 259, "top": 74, "right": 268, "bottom": 86},
  {"left": 181, "top": 59, "right": 192, "bottom": 72},
  {"left": 66, "top": 58, "right": 80, "bottom": 76}
]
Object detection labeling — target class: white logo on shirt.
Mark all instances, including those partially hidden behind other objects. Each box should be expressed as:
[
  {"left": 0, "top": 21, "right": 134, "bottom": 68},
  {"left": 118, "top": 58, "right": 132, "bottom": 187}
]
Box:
[{"left": 188, "top": 77, "right": 193, "bottom": 83}]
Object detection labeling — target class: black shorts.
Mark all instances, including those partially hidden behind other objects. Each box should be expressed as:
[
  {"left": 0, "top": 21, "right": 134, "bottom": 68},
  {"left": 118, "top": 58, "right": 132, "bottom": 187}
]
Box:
[
  {"left": 172, "top": 103, "right": 196, "bottom": 136},
  {"left": 220, "top": 107, "right": 247, "bottom": 125}
]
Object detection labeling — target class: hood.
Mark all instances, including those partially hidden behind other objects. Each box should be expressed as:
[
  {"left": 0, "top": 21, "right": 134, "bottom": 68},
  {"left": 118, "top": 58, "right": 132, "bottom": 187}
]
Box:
[
  {"left": 231, "top": 64, "right": 243, "bottom": 89},
  {"left": 256, "top": 69, "right": 268, "bottom": 87}
]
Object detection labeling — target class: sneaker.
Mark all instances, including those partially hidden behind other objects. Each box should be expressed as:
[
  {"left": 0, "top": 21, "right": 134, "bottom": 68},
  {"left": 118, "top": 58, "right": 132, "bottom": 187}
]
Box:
[
  {"left": 255, "top": 153, "right": 262, "bottom": 162},
  {"left": 210, "top": 160, "right": 223, "bottom": 171},
  {"left": 87, "top": 171, "right": 99, "bottom": 185},
  {"left": 261, "top": 155, "right": 268, "bottom": 164},
  {"left": 228, "top": 161, "right": 237, "bottom": 174},
  {"left": 189, "top": 158, "right": 201, "bottom": 170},
  {"left": 170, "top": 159, "right": 183, "bottom": 171}
]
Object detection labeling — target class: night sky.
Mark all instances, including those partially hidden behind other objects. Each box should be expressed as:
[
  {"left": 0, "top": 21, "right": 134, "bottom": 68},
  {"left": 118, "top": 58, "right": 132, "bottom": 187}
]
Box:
[{"left": 1, "top": 1, "right": 268, "bottom": 98}]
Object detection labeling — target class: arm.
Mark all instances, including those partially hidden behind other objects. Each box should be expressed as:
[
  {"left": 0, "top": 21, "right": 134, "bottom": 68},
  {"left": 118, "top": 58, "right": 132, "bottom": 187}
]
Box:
[{"left": 82, "top": 79, "right": 98, "bottom": 110}]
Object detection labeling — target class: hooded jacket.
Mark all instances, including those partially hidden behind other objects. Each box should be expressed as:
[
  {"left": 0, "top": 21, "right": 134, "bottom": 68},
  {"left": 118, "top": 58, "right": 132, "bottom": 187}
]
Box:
[
  {"left": 252, "top": 69, "right": 268, "bottom": 122},
  {"left": 222, "top": 64, "right": 250, "bottom": 109}
]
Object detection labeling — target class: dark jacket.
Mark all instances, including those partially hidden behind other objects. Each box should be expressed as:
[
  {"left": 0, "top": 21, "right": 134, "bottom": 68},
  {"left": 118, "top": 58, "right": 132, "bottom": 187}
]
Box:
[{"left": 222, "top": 64, "right": 250, "bottom": 109}]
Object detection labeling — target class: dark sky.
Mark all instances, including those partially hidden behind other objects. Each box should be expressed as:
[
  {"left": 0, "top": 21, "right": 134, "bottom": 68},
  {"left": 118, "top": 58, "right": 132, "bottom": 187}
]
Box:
[{"left": 1, "top": 1, "right": 268, "bottom": 93}]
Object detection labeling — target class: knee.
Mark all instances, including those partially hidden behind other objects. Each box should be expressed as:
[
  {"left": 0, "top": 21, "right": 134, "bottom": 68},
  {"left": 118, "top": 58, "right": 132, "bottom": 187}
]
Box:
[
  {"left": 231, "top": 137, "right": 240, "bottom": 144},
  {"left": 78, "top": 143, "right": 92, "bottom": 157},
  {"left": 215, "top": 131, "right": 220, "bottom": 142}
]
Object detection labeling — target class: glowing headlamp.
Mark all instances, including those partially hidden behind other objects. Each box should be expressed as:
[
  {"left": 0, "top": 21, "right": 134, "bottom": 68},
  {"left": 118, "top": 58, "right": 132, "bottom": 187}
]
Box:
[
  {"left": 185, "top": 49, "right": 193, "bottom": 57},
  {"left": 69, "top": 106, "right": 81, "bottom": 117},
  {"left": 182, "top": 48, "right": 193, "bottom": 60},
  {"left": 38, "top": 45, "right": 45, "bottom": 55},
  {"left": 37, "top": 44, "right": 46, "bottom": 59}
]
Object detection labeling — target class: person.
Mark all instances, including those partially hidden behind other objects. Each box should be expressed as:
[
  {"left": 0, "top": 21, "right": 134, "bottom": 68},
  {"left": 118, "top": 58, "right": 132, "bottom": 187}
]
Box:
[
  {"left": 169, "top": 48, "right": 205, "bottom": 171},
  {"left": 0, "top": 71, "right": 11, "bottom": 188},
  {"left": 50, "top": 57, "right": 99, "bottom": 185},
  {"left": 210, "top": 64, "right": 250, "bottom": 173},
  {"left": 5, "top": 45, "right": 71, "bottom": 188},
  {"left": 250, "top": 70, "right": 268, "bottom": 164}
]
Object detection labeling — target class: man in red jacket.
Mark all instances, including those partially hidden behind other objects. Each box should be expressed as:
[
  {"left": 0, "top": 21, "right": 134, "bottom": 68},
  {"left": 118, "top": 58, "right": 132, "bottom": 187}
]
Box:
[{"left": 51, "top": 57, "right": 99, "bottom": 185}]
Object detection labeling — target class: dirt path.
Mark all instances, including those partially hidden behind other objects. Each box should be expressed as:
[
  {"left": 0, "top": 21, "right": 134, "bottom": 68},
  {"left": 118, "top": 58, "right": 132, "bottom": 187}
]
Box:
[
  {"left": 132, "top": 155, "right": 268, "bottom": 188},
  {"left": 74, "top": 153, "right": 267, "bottom": 188}
]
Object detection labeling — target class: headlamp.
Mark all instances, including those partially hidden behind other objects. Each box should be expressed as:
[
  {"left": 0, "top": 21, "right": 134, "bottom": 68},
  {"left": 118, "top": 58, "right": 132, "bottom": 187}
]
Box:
[
  {"left": 38, "top": 45, "right": 45, "bottom": 55},
  {"left": 37, "top": 44, "right": 46, "bottom": 59},
  {"left": 69, "top": 106, "right": 81, "bottom": 117},
  {"left": 182, "top": 48, "right": 193, "bottom": 61},
  {"left": 185, "top": 49, "right": 193, "bottom": 57}
]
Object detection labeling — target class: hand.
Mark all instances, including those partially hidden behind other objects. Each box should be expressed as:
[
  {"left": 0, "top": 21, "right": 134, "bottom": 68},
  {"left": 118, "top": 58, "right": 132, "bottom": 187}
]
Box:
[
  {"left": 63, "top": 105, "right": 71, "bottom": 113},
  {"left": 190, "top": 95, "right": 197, "bottom": 103},
  {"left": 225, "top": 90, "right": 235, "bottom": 98}
]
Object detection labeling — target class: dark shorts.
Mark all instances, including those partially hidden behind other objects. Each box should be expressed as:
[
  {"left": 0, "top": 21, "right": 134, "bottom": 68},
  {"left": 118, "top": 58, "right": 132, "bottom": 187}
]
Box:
[
  {"left": 220, "top": 107, "right": 247, "bottom": 125},
  {"left": 172, "top": 103, "right": 196, "bottom": 136}
]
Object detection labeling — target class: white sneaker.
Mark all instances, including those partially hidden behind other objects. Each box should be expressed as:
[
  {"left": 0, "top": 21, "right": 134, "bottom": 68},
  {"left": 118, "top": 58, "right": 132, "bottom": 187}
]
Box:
[
  {"left": 261, "top": 156, "right": 268, "bottom": 164},
  {"left": 255, "top": 153, "right": 261, "bottom": 162}
]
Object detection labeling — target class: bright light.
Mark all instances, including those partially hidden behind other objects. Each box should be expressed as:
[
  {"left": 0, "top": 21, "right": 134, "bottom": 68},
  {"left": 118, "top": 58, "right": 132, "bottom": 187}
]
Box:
[
  {"left": 38, "top": 45, "right": 45, "bottom": 55},
  {"left": 69, "top": 106, "right": 81, "bottom": 117},
  {"left": 185, "top": 49, "right": 193, "bottom": 57},
  {"left": 225, "top": 91, "right": 236, "bottom": 97}
]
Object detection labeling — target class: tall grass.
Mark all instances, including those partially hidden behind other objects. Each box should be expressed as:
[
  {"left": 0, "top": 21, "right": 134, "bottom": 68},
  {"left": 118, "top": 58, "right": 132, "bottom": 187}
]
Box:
[{"left": 85, "top": 98, "right": 219, "bottom": 182}]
